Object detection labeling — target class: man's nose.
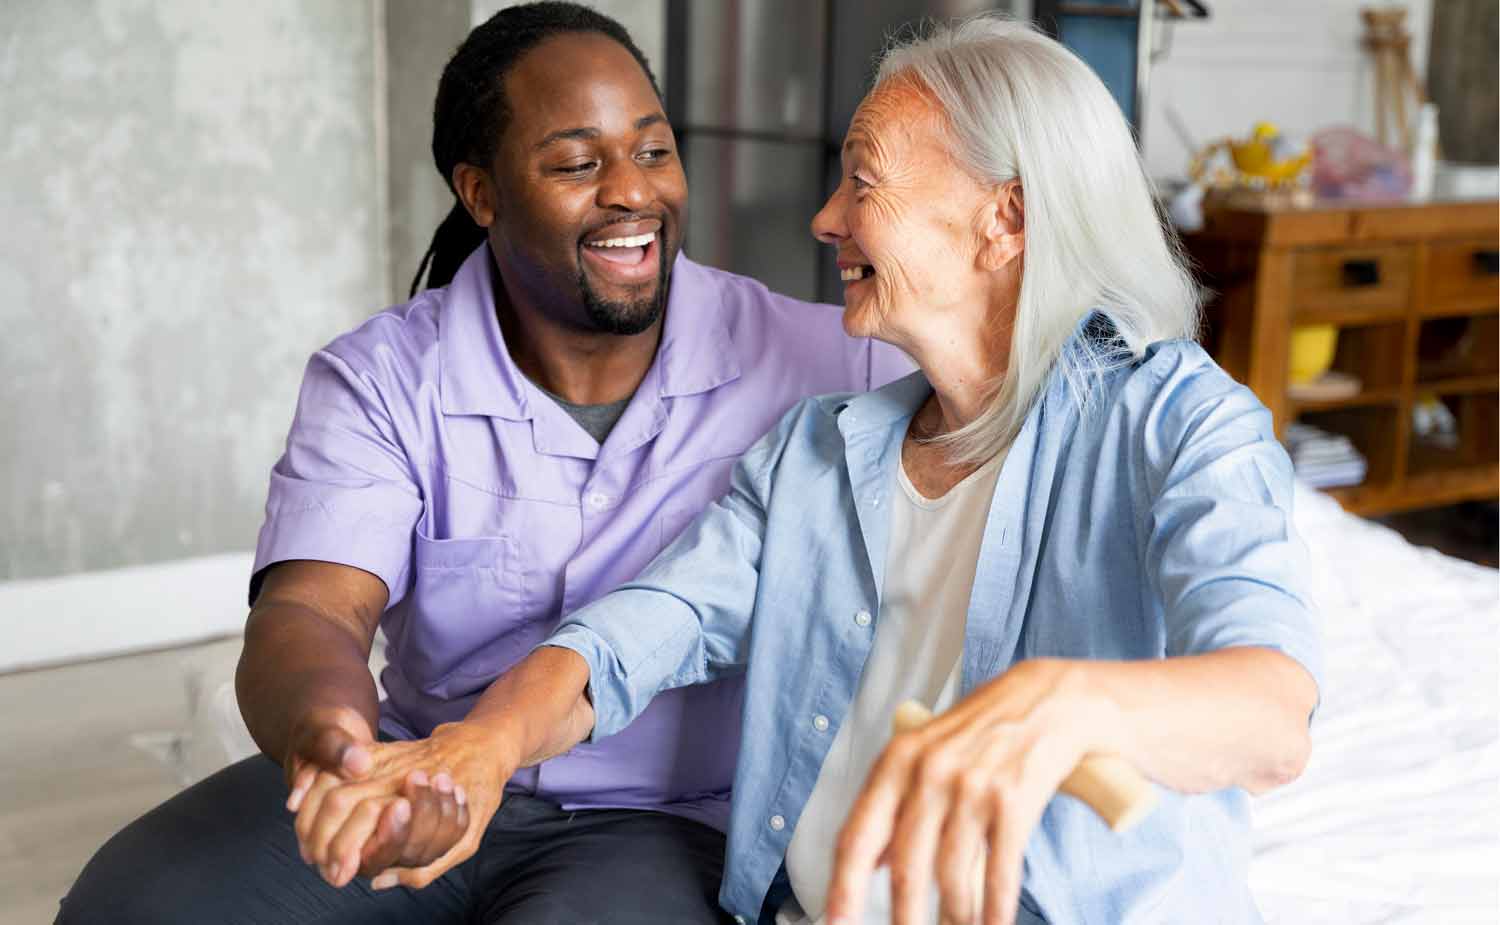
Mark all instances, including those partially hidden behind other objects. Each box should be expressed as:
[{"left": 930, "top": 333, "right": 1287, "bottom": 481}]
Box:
[
  {"left": 811, "top": 184, "right": 848, "bottom": 244},
  {"left": 597, "top": 157, "right": 652, "bottom": 212}
]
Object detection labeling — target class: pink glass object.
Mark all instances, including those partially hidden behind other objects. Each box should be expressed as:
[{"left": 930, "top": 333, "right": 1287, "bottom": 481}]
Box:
[{"left": 1310, "top": 126, "right": 1414, "bottom": 200}]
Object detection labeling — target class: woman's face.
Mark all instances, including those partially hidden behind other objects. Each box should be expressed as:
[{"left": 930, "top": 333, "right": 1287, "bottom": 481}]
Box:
[{"left": 811, "top": 82, "right": 1021, "bottom": 356}]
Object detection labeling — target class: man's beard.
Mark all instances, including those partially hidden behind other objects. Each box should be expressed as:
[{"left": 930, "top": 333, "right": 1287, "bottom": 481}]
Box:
[{"left": 577, "top": 244, "right": 671, "bottom": 336}]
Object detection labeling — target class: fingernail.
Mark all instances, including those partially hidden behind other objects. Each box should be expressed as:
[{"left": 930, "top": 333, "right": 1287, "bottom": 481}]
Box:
[
  {"left": 393, "top": 798, "right": 411, "bottom": 825},
  {"left": 409, "top": 769, "right": 429, "bottom": 788},
  {"left": 454, "top": 785, "right": 467, "bottom": 807},
  {"left": 286, "top": 788, "right": 305, "bottom": 812},
  {"left": 371, "top": 872, "right": 398, "bottom": 891},
  {"left": 343, "top": 746, "right": 372, "bottom": 776},
  {"left": 433, "top": 772, "right": 453, "bottom": 794}
]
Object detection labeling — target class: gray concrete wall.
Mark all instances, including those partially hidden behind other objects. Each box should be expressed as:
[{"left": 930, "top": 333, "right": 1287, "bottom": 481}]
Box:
[
  {"left": 386, "top": 0, "right": 471, "bottom": 303},
  {"left": 1, "top": 0, "right": 386, "bottom": 580}
]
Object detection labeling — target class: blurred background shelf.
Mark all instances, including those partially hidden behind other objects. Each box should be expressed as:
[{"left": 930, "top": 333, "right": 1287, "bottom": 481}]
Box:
[{"left": 1185, "top": 198, "right": 1499, "bottom": 517}]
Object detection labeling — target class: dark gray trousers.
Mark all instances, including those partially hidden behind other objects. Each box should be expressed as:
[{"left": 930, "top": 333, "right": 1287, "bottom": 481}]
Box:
[{"left": 57, "top": 755, "right": 733, "bottom": 924}]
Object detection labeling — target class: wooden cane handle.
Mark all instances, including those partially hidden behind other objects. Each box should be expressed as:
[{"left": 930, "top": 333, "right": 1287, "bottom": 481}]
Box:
[{"left": 891, "top": 700, "right": 1157, "bottom": 833}]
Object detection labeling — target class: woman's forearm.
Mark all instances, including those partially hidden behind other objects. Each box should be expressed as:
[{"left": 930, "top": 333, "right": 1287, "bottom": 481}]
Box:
[
  {"left": 1066, "top": 646, "right": 1318, "bottom": 795},
  {"left": 460, "top": 646, "right": 597, "bottom": 776}
]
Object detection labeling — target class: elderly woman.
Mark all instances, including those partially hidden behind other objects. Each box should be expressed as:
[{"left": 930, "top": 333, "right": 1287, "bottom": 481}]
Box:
[{"left": 294, "top": 17, "right": 1320, "bottom": 925}]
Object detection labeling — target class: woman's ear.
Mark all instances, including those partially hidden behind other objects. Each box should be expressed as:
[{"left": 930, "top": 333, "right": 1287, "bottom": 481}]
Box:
[
  {"left": 452, "top": 163, "right": 497, "bottom": 228},
  {"left": 976, "top": 179, "right": 1024, "bottom": 272}
]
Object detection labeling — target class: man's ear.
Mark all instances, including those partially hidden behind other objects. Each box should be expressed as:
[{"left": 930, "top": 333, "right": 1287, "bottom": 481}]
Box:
[
  {"left": 452, "top": 163, "right": 497, "bottom": 228},
  {"left": 976, "top": 179, "right": 1024, "bottom": 272}
]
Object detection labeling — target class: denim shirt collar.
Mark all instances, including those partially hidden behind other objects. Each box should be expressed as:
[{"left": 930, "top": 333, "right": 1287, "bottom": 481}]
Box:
[{"left": 826, "top": 329, "right": 1100, "bottom": 695}]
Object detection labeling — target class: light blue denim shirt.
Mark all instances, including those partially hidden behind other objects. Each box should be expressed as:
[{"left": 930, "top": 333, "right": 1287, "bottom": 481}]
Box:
[{"left": 546, "top": 328, "right": 1322, "bottom": 924}]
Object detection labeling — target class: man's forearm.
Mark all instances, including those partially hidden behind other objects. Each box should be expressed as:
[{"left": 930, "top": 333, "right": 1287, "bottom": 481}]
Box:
[
  {"left": 236, "top": 600, "right": 381, "bottom": 767},
  {"left": 460, "top": 646, "right": 595, "bottom": 777}
]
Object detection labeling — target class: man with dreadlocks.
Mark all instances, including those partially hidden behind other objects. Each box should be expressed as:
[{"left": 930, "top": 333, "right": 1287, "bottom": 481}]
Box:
[{"left": 58, "top": 3, "right": 906, "bottom": 923}]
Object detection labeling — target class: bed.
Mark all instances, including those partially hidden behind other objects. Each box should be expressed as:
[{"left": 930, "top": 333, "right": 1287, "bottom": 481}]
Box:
[
  {"left": 1249, "top": 484, "right": 1499, "bottom": 922},
  {"left": 152, "top": 482, "right": 1499, "bottom": 922}
]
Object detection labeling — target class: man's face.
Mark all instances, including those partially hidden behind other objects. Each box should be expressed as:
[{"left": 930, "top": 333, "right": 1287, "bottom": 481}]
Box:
[{"left": 487, "top": 32, "right": 686, "bottom": 335}]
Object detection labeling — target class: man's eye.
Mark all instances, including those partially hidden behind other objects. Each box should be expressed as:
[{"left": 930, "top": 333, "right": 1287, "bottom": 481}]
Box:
[
  {"left": 639, "top": 148, "right": 671, "bottom": 163},
  {"left": 850, "top": 174, "right": 871, "bottom": 190},
  {"left": 556, "top": 162, "right": 596, "bottom": 175}
]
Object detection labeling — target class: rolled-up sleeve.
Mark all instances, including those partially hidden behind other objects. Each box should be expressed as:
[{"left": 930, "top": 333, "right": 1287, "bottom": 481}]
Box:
[
  {"left": 250, "top": 349, "right": 422, "bottom": 607},
  {"left": 545, "top": 400, "right": 807, "bottom": 741},
  {"left": 1140, "top": 347, "right": 1324, "bottom": 702}
]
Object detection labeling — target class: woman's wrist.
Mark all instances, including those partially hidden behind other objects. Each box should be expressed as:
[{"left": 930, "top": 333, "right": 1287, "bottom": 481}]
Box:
[{"left": 1045, "top": 658, "right": 1132, "bottom": 761}]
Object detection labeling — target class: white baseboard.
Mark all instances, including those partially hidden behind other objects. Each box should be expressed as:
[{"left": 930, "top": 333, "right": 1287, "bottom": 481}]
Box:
[{"left": 0, "top": 552, "right": 255, "bottom": 673}]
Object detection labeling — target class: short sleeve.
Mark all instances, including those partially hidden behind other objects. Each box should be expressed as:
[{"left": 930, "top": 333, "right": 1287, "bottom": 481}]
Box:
[
  {"left": 250, "top": 349, "right": 422, "bottom": 607},
  {"left": 1139, "top": 345, "right": 1324, "bottom": 702}
]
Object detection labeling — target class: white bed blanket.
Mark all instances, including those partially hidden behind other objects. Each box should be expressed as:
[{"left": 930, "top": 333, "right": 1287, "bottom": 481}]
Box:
[{"left": 1251, "top": 485, "right": 1500, "bottom": 923}]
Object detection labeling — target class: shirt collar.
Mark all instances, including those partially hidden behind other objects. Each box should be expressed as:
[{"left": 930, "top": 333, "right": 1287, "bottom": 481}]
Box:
[
  {"left": 825, "top": 309, "right": 1119, "bottom": 438},
  {"left": 826, "top": 370, "right": 931, "bottom": 438},
  {"left": 438, "top": 245, "right": 739, "bottom": 418}
]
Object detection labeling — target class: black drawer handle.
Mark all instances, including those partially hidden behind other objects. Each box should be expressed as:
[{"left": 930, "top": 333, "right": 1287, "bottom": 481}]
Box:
[
  {"left": 1341, "top": 259, "right": 1381, "bottom": 287},
  {"left": 1474, "top": 250, "right": 1499, "bottom": 275}
]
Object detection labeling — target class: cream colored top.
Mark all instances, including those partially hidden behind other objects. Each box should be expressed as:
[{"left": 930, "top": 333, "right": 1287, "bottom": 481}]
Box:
[{"left": 778, "top": 448, "right": 1007, "bottom": 925}]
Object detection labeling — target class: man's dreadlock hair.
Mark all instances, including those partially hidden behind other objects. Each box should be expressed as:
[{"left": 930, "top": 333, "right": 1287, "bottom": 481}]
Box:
[{"left": 408, "top": 1, "right": 662, "bottom": 297}]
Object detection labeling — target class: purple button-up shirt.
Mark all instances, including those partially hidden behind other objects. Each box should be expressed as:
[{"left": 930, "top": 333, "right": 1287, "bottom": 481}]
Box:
[{"left": 252, "top": 244, "right": 910, "bottom": 828}]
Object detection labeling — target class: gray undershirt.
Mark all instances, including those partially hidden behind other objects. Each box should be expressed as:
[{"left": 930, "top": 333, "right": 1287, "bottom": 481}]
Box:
[{"left": 538, "top": 386, "right": 632, "bottom": 444}]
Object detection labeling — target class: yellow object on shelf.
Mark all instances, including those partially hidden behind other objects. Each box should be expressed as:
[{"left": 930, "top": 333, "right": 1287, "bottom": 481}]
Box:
[
  {"left": 1289, "top": 324, "right": 1339, "bottom": 383},
  {"left": 1228, "top": 122, "right": 1312, "bottom": 184}
]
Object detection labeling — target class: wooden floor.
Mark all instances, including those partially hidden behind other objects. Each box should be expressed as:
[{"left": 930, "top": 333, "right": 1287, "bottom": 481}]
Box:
[{"left": 0, "top": 638, "right": 242, "bottom": 925}]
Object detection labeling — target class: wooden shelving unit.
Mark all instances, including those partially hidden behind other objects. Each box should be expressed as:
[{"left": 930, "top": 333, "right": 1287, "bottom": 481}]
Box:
[{"left": 1183, "top": 198, "right": 1500, "bottom": 517}]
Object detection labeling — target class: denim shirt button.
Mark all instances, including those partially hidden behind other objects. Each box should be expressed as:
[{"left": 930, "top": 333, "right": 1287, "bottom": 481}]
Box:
[
  {"left": 854, "top": 609, "right": 872, "bottom": 627},
  {"left": 812, "top": 714, "right": 830, "bottom": 732},
  {"left": 769, "top": 814, "right": 786, "bottom": 831}
]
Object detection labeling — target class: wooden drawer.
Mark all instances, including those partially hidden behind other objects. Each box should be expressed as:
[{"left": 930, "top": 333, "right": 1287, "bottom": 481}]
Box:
[
  {"left": 1291, "top": 244, "right": 1413, "bottom": 322},
  {"left": 1425, "top": 237, "right": 1500, "bottom": 315}
]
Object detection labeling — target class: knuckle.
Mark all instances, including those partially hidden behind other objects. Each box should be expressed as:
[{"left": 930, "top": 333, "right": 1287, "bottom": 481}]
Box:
[
  {"left": 888, "top": 862, "right": 917, "bottom": 894},
  {"left": 989, "top": 780, "right": 1018, "bottom": 816},
  {"left": 834, "top": 827, "right": 864, "bottom": 862},
  {"left": 956, "top": 767, "right": 992, "bottom": 803},
  {"left": 916, "top": 748, "right": 956, "bottom": 788}
]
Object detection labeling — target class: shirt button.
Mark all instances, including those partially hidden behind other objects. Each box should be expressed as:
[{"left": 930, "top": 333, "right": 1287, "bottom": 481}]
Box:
[
  {"left": 734, "top": 918, "right": 746, "bottom": 925},
  {"left": 585, "top": 491, "right": 610, "bottom": 510},
  {"left": 868, "top": 494, "right": 881, "bottom": 508},
  {"left": 813, "top": 714, "right": 830, "bottom": 732},
  {"left": 854, "top": 609, "right": 872, "bottom": 627},
  {"left": 769, "top": 814, "right": 786, "bottom": 831}
]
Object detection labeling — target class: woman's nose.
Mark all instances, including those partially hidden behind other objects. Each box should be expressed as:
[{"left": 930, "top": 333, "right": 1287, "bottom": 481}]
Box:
[
  {"left": 597, "top": 158, "right": 651, "bottom": 212},
  {"left": 810, "top": 184, "right": 848, "bottom": 244}
]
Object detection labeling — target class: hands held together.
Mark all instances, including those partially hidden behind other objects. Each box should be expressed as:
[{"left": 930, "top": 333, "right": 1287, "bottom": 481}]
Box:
[{"left": 282, "top": 707, "right": 511, "bottom": 892}]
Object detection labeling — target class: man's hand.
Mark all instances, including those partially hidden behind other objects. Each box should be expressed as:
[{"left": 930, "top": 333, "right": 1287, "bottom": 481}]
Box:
[
  {"left": 283, "top": 705, "right": 377, "bottom": 811},
  {"left": 293, "top": 720, "right": 515, "bottom": 890},
  {"left": 278, "top": 703, "right": 427, "bottom": 886}
]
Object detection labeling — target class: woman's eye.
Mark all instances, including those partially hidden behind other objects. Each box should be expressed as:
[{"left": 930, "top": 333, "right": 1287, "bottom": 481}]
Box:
[{"left": 850, "top": 174, "right": 871, "bottom": 191}]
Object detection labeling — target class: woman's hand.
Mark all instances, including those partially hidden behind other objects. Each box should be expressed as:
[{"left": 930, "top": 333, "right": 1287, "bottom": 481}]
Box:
[
  {"left": 292, "top": 720, "right": 518, "bottom": 890},
  {"left": 825, "top": 659, "right": 1111, "bottom": 925}
]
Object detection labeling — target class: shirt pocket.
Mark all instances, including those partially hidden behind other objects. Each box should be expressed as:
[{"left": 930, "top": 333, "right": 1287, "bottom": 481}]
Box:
[{"left": 402, "top": 529, "right": 540, "bottom": 695}]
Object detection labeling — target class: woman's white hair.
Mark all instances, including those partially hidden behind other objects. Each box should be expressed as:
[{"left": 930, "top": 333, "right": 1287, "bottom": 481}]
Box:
[{"left": 875, "top": 14, "right": 1201, "bottom": 463}]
